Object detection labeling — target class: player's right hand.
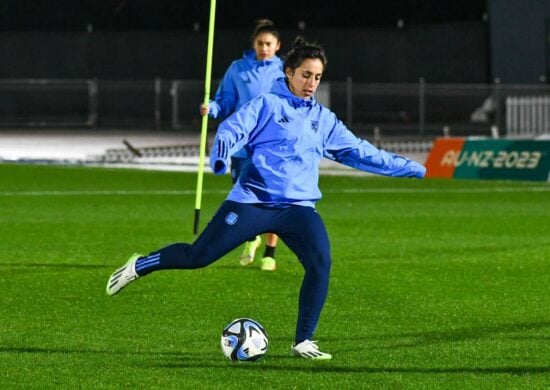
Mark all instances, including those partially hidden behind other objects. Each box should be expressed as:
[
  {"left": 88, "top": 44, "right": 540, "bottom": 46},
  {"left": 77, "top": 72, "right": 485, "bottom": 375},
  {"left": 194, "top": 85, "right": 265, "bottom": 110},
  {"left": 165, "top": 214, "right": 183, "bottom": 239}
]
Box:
[{"left": 200, "top": 104, "right": 209, "bottom": 117}]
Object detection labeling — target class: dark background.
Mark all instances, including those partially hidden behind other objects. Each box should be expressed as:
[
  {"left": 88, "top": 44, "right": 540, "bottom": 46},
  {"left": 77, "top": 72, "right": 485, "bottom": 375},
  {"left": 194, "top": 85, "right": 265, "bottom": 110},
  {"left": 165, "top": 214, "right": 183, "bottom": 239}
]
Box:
[
  {"left": 1, "top": 0, "right": 548, "bottom": 84},
  {"left": 0, "top": 0, "right": 486, "bottom": 31},
  {"left": 1, "top": 1, "right": 549, "bottom": 130}
]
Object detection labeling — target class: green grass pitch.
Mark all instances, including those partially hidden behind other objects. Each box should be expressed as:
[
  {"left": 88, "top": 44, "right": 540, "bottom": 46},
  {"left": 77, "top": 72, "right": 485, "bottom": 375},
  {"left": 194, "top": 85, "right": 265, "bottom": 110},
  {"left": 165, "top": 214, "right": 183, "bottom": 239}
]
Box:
[{"left": 0, "top": 163, "right": 549, "bottom": 388}]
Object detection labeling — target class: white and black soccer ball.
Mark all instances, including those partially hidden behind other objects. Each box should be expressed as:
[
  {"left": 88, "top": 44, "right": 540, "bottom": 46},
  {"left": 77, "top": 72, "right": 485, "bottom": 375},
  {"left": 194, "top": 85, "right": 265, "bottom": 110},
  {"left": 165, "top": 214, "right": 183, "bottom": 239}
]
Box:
[{"left": 220, "top": 318, "right": 268, "bottom": 361}]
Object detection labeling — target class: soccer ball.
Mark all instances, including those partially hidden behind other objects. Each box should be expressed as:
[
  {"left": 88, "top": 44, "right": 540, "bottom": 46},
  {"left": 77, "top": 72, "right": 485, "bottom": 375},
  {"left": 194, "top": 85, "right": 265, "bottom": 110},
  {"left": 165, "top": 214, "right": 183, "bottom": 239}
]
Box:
[{"left": 220, "top": 318, "right": 268, "bottom": 361}]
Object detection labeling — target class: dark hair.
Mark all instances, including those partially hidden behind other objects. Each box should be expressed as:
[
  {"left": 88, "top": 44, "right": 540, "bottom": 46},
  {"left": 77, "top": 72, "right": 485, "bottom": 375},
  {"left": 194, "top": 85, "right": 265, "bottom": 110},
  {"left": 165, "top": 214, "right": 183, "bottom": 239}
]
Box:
[
  {"left": 283, "top": 36, "right": 327, "bottom": 73},
  {"left": 251, "top": 19, "right": 280, "bottom": 43}
]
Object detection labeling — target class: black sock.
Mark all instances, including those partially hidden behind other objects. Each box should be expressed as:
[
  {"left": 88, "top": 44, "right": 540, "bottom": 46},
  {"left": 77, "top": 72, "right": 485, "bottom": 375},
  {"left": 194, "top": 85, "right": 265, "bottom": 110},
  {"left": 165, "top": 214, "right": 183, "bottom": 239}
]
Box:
[{"left": 263, "top": 245, "right": 276, "bottom": 258}]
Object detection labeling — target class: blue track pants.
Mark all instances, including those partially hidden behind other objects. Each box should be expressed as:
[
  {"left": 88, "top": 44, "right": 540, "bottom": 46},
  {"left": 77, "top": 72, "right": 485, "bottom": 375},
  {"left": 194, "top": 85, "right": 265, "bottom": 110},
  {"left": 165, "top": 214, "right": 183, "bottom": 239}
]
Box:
[{"left": 136, "top": 200, "right": 331, "bottom": 343}]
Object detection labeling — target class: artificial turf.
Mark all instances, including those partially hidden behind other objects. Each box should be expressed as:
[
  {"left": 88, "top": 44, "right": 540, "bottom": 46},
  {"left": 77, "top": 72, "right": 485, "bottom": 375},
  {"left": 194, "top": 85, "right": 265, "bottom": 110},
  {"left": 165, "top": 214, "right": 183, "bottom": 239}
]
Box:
[{"left": 0, "top": 163, "right": 549, "bottom": 388}]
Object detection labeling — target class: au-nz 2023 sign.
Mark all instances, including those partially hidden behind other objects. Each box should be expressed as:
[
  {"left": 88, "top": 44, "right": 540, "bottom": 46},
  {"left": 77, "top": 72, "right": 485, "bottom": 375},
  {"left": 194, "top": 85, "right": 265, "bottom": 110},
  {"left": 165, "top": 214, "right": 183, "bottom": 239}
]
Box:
[{"left": 425, "top": 138, "right": 550, "bottom": 181}]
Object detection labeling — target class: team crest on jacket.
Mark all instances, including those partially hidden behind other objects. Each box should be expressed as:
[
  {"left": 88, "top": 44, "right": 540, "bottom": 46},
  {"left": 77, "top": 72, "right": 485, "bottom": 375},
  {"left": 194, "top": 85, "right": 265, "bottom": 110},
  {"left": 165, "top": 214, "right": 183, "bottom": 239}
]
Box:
[
  {"left": 225, "top": 211, "right": 238, "bottom": 225},
  {"left": 310, "top": 120, "right": 319, "bottom": 132}
]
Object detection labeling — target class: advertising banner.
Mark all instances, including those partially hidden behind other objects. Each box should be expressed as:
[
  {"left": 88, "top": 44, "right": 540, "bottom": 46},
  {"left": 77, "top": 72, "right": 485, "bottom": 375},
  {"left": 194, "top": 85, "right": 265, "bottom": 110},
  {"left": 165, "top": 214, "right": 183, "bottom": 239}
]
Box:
[{"left": 425, "top": 138, "right": 550, "bottom": 181}]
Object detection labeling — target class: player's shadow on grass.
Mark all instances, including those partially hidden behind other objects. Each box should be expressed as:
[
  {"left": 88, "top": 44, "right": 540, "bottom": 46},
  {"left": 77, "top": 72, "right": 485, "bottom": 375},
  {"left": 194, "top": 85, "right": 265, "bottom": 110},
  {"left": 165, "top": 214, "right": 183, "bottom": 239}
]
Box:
[
  {"left": 2, "top": 346, "right": 548, "bottom": 375},
  {"left": 157, "top": 360, "right": 550, "bottom": 375}
]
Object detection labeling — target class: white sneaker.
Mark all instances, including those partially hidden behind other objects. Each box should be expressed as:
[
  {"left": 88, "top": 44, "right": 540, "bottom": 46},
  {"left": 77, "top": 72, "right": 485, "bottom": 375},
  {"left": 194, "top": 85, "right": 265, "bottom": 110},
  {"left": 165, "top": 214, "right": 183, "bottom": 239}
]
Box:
[
  {"left": 106, "top": 253, "right": 142, "bottom": 296},
  {"left": 291, "top": 340, "right": 332, "bottom": 360},
  {"left": 239, "top": 236, "right": 261, "bottom": 266}
]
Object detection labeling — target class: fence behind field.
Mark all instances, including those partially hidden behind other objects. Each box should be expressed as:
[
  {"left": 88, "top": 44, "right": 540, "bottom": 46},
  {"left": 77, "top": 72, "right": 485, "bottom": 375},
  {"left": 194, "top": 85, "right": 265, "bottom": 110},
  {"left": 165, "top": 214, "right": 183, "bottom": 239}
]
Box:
[{"left": 1, "top": 78, "right": 550, "bottom": 139}]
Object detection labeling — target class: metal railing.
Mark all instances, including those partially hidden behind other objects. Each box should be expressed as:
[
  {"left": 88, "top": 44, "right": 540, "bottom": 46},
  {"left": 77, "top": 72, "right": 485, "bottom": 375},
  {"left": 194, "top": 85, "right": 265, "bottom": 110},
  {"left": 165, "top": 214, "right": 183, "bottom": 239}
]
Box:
[
  {"left": 506, "top": 96, "right": 550, "bottom": 137},
  {"left": 1, "top": 78, "right": 549, "bottom": 138}
]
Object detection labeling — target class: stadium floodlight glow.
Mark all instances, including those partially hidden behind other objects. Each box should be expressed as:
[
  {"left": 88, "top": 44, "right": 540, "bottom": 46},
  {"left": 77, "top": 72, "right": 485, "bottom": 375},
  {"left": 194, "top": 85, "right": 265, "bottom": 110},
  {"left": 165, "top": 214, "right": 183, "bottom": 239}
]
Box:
[{"left": 194, "top": 0, "right": 217, "bottom": 235}]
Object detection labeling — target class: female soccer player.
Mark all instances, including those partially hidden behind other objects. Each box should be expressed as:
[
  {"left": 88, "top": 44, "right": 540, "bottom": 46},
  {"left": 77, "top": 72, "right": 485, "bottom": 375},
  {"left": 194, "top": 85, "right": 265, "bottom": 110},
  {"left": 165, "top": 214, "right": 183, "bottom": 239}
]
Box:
[
  {"left": 200, "top": 19, "right": 283, "bottom": 271},
  {"left": 107, "top": 37, "right": 426, "bottom": 360}
]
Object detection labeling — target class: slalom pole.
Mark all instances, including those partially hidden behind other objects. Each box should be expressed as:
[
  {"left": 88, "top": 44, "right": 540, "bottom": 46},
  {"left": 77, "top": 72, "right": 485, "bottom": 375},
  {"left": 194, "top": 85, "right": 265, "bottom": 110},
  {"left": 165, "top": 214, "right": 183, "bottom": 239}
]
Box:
[{"left": 193, "top": 0, "right": 217, "bottom": 235}]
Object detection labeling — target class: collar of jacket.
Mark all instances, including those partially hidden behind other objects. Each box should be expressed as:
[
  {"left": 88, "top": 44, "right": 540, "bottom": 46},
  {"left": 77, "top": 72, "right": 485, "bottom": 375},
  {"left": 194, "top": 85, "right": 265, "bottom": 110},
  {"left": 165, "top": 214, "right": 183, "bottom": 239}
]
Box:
[
  {"left": 271, "top": 77, "right": 316, "bottom": 108},
  {"left": 242, "top": 49, "right": 281, "bottom": 67}
]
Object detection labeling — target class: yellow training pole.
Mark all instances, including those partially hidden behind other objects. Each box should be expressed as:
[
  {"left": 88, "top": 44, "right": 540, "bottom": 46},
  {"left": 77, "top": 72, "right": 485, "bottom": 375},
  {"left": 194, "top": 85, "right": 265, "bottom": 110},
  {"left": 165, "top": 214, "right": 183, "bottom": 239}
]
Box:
[{"left": 193, "top": 0, "right": 217, "bottom": 235}]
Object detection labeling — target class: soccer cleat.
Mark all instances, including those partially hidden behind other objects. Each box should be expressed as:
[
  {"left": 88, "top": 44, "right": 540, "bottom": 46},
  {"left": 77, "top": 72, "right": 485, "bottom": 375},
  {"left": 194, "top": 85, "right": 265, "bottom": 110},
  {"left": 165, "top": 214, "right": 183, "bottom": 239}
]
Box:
[
  {"left": 260, "top": 256, "right": 276, "bottom": 271},
  {"left": 291, "top": 340, "right": 332, "bottom": 360},
  {"left": 239, "top": 236, "right": 261, "bottom": 266},
  {"left": 106, "top": 253, "right": 142, "bottom": 296}
]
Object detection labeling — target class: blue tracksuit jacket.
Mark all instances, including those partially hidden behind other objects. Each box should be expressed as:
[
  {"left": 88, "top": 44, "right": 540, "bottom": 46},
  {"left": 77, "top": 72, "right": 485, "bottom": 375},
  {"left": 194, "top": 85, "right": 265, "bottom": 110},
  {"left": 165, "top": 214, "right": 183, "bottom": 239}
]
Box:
[
  {"left": 208, "top": 50, "right": 284, "bottom": 120},
  {"left": 210, "top": 77, "right": 426, "bottom": 208}
]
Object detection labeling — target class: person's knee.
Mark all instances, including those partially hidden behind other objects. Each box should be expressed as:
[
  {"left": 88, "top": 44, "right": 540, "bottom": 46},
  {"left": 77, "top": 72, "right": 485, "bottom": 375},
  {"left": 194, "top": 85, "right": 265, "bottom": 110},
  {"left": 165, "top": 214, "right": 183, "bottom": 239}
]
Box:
[
  {"left": 190, "top": 246, "right": 219, "bottom": 269},
  {"left": 302, "top": 248, "right": 331, "bottom": 274}
]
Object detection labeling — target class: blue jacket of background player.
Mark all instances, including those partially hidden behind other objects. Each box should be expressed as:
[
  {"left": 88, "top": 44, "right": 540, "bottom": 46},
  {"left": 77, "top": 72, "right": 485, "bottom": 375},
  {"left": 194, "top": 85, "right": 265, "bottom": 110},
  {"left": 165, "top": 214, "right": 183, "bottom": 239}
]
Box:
[
  {"left": 208, "top": 49, "right": 284, "bottom": 120},
  {"left": 210, "top": 77, "right": 426, "bottom": 208},
  {"left": 208, "top": 49, "right": 284, "bottom": 159}
]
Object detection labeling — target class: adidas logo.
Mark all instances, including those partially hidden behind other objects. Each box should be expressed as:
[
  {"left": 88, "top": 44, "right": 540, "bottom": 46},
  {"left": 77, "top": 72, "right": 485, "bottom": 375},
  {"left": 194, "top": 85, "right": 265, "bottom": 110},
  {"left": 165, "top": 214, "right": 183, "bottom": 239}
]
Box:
[{"left": 278, "top": 116, "right": 290, "bottom": 123}]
